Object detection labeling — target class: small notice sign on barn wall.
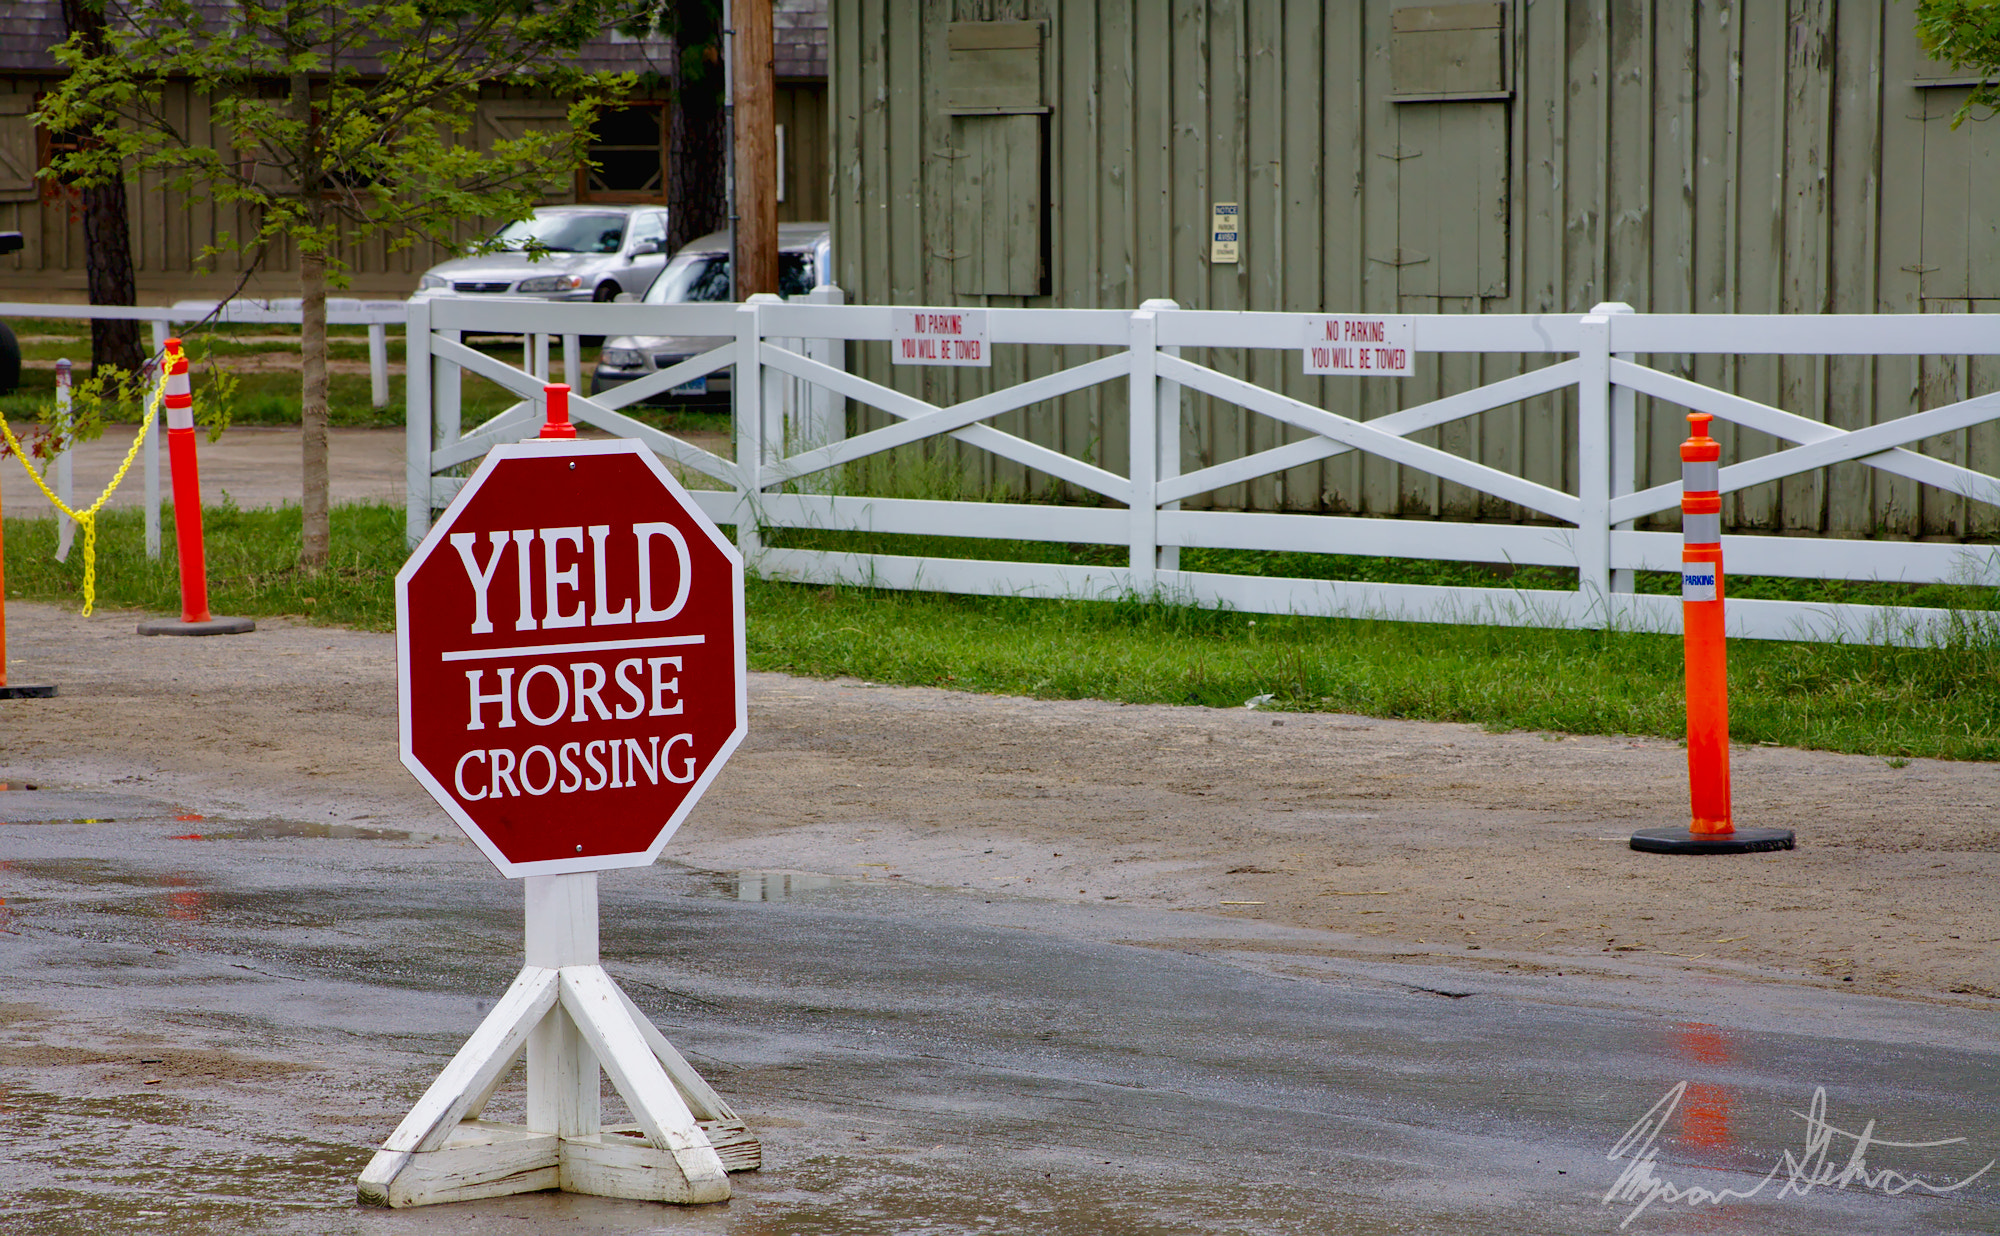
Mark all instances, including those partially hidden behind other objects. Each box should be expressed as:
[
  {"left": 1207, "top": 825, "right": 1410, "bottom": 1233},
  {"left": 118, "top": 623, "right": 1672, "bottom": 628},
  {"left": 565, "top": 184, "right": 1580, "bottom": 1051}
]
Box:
[
  {"left": 891, "top": 308, "right": 992, "bottom": 367},
  {"left": 1210, "top": 202, "right": 1240, "bottom": 263},
  {"left": 1301, "top": 315, "right": 1415, "bottom": 377}
]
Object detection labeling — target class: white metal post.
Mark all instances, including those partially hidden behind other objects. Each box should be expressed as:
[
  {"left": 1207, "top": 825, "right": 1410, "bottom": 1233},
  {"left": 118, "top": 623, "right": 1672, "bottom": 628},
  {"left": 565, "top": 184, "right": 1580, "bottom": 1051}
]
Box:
[
  {"left": 405, "top": 299, "right": 434, "bottom": 548},
  {"left": 1576, "top": 312, "right": 1615, "bottom": 619},
  {"left": 534, "top": 333, "right": 551, "bottom": 384},
  {"left": 368, "top": 322, "right": 390, "bottom": 409},
  {"left": 1127, "top": 307, "right": 1160, "bottom": 593},
  {"left": 1140, "top": 298, "right": 1182, "bottom": 572},
  {"left": 563, "top": 334, "right": 582, "bottom": 391},
  {"left": 1593, "top": 302, "right": 1637, "bottom": 599},
  {"left": 146, "top": 319, "right": 169, "bottom": 559},
  {"left": 524, "top": 873, "right": 601, "bottom": 1139}
]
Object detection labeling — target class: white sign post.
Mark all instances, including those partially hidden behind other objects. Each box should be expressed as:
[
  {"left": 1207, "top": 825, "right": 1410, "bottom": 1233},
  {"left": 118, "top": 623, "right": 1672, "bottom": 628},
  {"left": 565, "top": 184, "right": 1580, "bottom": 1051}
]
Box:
[
  {"left": 1302, "top": 314, "right": 1415, "bottom": 377},
  {"left": 891, "top": 307, "right": 991, "bottom": 367},
  {"left": 359, "top": 412, "right": 758, "bottom": 1210}
]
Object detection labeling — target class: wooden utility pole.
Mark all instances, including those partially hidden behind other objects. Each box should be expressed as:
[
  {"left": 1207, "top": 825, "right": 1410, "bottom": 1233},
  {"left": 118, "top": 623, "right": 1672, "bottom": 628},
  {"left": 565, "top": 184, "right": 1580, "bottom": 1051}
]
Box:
[{"left": 732, "top": 0, "right": 777, "bottom": 297}]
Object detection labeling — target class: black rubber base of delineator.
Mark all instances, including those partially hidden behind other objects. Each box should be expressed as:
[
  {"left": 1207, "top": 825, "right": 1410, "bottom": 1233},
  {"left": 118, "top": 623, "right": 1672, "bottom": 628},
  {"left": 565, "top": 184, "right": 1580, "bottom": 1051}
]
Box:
[
  {"left": 1630, "top": 826, "right": 1795, "bottom": 855},
  {"left": 137, "top": 616, "right": 257, "bottom": 637},
  {"left": 0, "top": 683, "right": 57, "bottom": 699}
]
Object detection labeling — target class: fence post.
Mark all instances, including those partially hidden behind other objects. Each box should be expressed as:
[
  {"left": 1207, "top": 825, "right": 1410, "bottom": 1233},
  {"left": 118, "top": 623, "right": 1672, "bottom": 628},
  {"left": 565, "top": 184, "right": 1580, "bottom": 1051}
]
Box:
[
  {"left": 803, "top": 285, "right": 846, "bottom": 454},
  {"left": 405, "top": 298, "right": 434, "bottom": 548},
  {"left": 1575, "top": 311, "right": 1614, "bottom": 622},
  {"left": 1593, "top": 302, "right": 1637, "bottom": 607},
  {"left": 437, "top": 320, "right": 462, "bottom": 451},
  {"left": 146, "top": 319, "right": 170, "bottom": 559},
  {"left": 1127, "top": 306, "right": 1161, "bottom": 594},
  {"left": 54, "top": 358, "right": 74, "bottom": 562},
  {"left": 563, "top": 335, "right": 582, "bottom": 391},
  {"left": 368, "top": 321, "right": 390, "bottom": 409},
  {"left": 733, "top": 297, "right": 777, "bottom": 561},
  {"left": 1139, "top": 298, "right": 1181, "bottom": 573}
]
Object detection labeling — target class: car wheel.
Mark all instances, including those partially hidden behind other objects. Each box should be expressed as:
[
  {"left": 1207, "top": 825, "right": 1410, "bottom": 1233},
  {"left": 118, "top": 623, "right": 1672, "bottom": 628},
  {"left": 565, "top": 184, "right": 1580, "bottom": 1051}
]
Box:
[
  {"left": 593, "top": 282, "right": 620, "bottom": 302},
  {"left": 0, "top": 321, "right": 19, "bottom": 395}
]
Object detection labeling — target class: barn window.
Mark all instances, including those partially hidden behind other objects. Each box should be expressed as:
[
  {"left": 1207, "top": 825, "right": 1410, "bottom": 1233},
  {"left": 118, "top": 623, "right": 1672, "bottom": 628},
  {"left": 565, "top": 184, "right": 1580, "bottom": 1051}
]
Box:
[{"left": 582, "top": 102, "right": 667, "bottom": 201}]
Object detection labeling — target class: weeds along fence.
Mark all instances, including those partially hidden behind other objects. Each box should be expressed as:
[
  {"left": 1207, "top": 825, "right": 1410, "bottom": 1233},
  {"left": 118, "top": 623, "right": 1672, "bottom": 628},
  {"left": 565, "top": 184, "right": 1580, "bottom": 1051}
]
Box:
[{"left": 407, "top": 294, "right": 2000, "bottom": 647}]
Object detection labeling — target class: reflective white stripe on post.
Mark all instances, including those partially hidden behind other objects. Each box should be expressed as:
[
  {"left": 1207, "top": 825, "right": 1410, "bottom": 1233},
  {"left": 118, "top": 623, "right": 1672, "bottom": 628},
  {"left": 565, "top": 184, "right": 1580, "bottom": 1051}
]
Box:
[{"left": 164, "top": 362, "right": 195, "bottom": 431}]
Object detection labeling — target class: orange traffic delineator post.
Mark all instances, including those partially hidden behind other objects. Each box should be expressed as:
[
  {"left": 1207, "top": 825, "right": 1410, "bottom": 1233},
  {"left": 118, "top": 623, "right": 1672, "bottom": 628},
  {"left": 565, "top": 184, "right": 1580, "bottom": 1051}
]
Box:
[
  {"left": 137, "top": 340, "right": 255, "bottom": 638},
  {"left": 1632, "top": 413, "right": 1793, "bottom": 856},
  {"left": 0, "top": 460, "right": 58, "bottom": 700}
]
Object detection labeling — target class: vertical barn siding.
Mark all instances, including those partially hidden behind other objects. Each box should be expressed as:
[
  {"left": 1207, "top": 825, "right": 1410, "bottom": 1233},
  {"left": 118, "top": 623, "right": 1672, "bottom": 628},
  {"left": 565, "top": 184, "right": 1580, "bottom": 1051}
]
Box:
[
  {"left": 831, "top": 0, "right": 2000, "bottom": 540},
  {"left": 0, "top": 79, "right": 835, "bottom": 301}
]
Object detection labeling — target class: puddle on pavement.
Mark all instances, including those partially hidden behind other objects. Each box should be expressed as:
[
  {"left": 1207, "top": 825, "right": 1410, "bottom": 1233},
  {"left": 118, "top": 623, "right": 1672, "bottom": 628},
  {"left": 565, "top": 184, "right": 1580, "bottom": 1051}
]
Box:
[
  {"left": 0, "top": 788, "right": 179, "bottom": 825},
  {"left": 5, "top": 857, "right": 206, "bottom": 890},
  {"left": 712, "top": 870, "right": 843, "bottom": 901},
  {"left": 204, "top": 819, "right": 411, "bottom": 842}
]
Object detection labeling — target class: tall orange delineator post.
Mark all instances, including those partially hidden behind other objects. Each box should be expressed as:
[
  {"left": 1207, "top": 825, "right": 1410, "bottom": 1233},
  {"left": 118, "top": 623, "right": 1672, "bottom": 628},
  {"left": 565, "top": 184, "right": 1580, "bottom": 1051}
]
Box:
[
  {"left": 137, "top": 340, "right": 255, "bottom": 637},
  {"left": 1632, "top": 413, "right": 1793, "bottom": 855}
]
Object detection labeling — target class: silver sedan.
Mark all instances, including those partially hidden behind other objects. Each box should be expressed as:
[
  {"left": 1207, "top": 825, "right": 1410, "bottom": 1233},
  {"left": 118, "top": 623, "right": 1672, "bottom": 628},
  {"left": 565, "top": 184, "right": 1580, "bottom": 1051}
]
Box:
[{"left": 412, "top": 205, "right": 671, "bottom": 302}]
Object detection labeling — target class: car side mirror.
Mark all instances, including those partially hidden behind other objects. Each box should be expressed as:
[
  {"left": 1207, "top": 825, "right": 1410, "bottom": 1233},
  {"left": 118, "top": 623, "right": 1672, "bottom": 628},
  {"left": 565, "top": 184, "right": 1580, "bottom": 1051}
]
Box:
[{"left": 633, "top": 238, "right": 667, "bottom": 256}]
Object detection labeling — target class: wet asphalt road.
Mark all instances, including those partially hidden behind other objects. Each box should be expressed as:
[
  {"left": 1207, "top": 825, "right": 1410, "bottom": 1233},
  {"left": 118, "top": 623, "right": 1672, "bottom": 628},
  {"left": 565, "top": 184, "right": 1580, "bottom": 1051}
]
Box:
[{"left": 0, "top": 788, "right": 1995, "bottom": 1235}]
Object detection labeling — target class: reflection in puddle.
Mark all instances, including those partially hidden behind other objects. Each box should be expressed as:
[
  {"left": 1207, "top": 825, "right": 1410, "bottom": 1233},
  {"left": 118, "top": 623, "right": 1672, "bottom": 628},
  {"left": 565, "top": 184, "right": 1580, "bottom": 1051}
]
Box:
[
  {"left": 214, "top": 819, "right": 410, "bottom": 842},
  {"left": 1670, "top": 1022, "right": 1735, "bottom": 1152},
  {"left": 160, "top": 875, "right": 208, "bottom": 924},
  {"left": 728, "top": 871, "right": 838, "bottom": 901}
]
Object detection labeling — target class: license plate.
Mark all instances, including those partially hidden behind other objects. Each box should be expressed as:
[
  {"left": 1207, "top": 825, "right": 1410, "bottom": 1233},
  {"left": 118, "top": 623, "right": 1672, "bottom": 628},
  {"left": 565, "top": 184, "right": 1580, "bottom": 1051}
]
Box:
[{"left": 670, "top": 376, "right": 707, "bottom": 396}]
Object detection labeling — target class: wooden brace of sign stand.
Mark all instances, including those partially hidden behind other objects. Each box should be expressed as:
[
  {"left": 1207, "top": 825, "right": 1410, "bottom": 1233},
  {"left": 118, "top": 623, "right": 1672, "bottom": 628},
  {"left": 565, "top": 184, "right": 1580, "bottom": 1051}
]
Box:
[{"left": 358, "top": 873, "right": 759, "bottom": 1207}]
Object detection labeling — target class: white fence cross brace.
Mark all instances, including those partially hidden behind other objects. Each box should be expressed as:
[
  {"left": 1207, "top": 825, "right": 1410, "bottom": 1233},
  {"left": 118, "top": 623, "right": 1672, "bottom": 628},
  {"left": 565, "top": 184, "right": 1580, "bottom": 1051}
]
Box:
[{"left": 408, "top": 296, "right": 2000, "bottom": 649}]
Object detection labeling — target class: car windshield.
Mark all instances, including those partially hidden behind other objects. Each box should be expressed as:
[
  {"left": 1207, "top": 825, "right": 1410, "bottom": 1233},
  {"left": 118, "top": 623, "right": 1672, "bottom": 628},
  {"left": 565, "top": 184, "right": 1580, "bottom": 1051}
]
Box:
[
  {"left": 490, "top": 213, "right": 627, "bottom": 255},
  {"left": 642, "top": 251, "right": 819, "bottom": 303}
]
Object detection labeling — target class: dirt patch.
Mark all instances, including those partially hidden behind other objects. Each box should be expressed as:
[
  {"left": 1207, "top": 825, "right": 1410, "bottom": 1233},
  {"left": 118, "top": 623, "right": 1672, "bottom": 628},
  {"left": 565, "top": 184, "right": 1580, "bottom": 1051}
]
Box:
[{"left": 3, "top": 601, "right": 1995, "bottom": 1007}]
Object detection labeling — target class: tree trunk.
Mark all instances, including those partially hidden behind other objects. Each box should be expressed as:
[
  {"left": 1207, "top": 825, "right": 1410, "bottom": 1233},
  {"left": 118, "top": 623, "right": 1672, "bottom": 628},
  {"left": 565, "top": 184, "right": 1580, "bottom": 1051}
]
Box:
[
  {"left": 61, "top": 0, "right": 143, "bottom": 376},
  {"left": 293, "top": 59, "right": 329, "bottom": 570},
  {"left": 666, "top": 9, "right": 729, "bottom": 255},
  {"left": 80, "top": 177, "right": 143, "bottom": 375},
  {"left": 299, "top": 250, "right": 329, "bottom": 569}
]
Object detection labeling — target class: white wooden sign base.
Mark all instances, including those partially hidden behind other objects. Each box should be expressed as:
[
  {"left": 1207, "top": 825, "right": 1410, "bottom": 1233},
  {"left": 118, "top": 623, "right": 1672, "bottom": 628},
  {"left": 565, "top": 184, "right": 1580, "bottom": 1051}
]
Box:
[{"left": 358, "top": 873, "right": 759, "bottom": 1208}]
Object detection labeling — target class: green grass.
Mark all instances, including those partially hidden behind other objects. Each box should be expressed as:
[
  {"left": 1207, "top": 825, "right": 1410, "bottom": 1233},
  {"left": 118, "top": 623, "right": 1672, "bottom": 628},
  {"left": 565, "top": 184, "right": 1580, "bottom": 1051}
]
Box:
[{"left": 6, "top": 499, "right": 2000, "bottom": 761}]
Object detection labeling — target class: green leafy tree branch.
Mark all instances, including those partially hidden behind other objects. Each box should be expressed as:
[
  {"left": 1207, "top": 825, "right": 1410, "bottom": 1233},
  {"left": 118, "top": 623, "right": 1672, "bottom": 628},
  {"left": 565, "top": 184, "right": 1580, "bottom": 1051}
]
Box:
[
  {"left": 36, "top": 0, "right": 640, "bottom": 568},
  {"left": 1916, "top": 0, "right": 2000, "bottom": 126}
]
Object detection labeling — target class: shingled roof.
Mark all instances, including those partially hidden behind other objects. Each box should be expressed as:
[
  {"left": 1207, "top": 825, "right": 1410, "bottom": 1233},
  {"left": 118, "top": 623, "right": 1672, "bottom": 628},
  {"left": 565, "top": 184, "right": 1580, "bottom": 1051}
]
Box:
[{"left": 0, "top": 0, "right": 829, "bottom": 78}]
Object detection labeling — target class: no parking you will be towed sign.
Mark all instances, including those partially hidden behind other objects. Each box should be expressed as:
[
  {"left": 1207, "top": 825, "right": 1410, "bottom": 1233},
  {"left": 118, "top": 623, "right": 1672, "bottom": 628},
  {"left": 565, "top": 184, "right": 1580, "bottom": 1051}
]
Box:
[{"left": 397, "top": 437, "right": 746, "bottom": 877}]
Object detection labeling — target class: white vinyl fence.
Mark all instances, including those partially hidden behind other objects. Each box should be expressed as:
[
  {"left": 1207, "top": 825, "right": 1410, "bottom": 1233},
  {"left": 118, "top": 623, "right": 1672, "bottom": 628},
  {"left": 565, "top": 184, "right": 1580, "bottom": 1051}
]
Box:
[
  {"left": 408, "top": 294, "right": 2000, "bottom": 647},
  {"left": 1, "top": 298, "right": 400, "bottom": 558}
]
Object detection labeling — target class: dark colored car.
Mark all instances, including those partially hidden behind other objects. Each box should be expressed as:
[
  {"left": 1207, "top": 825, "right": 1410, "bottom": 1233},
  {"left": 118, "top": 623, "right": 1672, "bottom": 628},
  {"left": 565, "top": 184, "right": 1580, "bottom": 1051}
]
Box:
[
  {"left": 0, "top": 231, "right": 21, "bottom": 393},
  {"left": 590, "top": 224, "right": 829, "bottom": 409}
]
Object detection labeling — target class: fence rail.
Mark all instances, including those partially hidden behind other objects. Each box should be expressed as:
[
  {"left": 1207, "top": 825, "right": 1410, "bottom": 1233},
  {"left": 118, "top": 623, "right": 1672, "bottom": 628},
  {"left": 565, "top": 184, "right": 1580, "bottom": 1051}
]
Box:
[
  {"left": 408, "top": 295, "right": 2000, "bottom": 647},
  {"left": 1, "top": 298, "right": 401, "bottom": 558}
]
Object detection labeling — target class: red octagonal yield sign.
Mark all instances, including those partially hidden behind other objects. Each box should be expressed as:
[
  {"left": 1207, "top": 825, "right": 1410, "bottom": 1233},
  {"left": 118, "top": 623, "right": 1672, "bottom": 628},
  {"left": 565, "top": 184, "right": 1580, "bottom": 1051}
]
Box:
[{"left": 397, "top": 438, "right": 745, "bottom": 877}]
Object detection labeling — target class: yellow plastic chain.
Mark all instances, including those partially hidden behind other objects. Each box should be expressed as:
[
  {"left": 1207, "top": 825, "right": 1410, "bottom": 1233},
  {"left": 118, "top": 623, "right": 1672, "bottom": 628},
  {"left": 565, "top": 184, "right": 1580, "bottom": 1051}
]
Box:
[{"left": 0, "top": 343, "right": 177, "bottom": 616}]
